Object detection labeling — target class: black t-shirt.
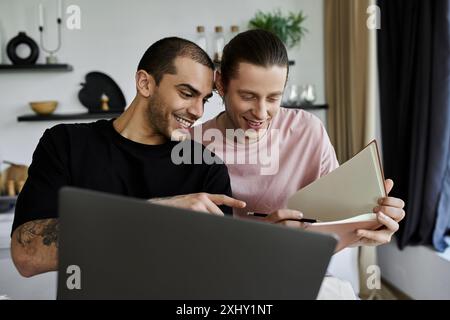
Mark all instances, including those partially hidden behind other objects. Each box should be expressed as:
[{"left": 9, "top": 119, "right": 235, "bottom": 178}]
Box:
[{"left": 12, "top": 119, "right": 232, "bottom": 234}]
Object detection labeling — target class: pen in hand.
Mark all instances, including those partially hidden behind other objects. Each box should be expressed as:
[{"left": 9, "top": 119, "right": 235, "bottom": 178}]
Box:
[{"left": 246, "top": 212, "right": 318, "bottom": 223}]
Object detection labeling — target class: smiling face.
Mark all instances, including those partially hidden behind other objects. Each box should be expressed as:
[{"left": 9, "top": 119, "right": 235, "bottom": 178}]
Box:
[
  {"left": 217, "top": 62, "right": 288, "bottom": 132},
  {"left": 144, "top": 56, "right": 214, "bottom": 139}
]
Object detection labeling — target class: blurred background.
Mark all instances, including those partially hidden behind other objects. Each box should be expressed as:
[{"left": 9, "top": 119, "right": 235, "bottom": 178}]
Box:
[{"left": 0, "top": 0, "right": 449, "bottom": 300}]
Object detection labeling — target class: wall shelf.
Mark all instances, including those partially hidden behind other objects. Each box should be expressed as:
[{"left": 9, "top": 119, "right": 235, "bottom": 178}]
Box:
[
  {"left": 0, "top": 64, "right": 73, "bottom": 72},
  {"left": 17, "top": 112, "right": 121, "bottom": 122},
  {"left": 282, "top": 104, "right": 328, "bottom": 110},
  {"left": 17, "top": 106, "right": 327, "bottom": 122}
]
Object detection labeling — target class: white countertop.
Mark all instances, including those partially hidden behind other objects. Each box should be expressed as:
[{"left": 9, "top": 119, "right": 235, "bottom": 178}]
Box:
[{"left": 0, "top": 212, "right": 14, "bottom": 250}]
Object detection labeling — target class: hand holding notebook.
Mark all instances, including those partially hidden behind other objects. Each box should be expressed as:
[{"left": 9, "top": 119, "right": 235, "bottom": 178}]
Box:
[{"left": 287, "top": 140, "right": 386, "bottom": 252}]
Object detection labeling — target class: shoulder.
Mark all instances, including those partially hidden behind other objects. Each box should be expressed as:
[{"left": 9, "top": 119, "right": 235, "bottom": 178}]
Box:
[
  {"left": 275, "top": 107, "right": 324, "bottom": 127},
  {"left": 43, "top": 121, "right": 94, "bottom": 136},
  {"left": 41, "top": 120, "right": 110, "bottom": 144},
  {"left": 274, "top": 108, "right": 327, "bottom": 138},
  {"left": 37, "top": 123, "right": 70, "bottom": 149}
]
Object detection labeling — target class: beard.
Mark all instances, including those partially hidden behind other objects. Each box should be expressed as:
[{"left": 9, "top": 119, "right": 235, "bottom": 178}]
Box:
[{"left": 146, "top": 92, "right": 171, "bottom": 140}]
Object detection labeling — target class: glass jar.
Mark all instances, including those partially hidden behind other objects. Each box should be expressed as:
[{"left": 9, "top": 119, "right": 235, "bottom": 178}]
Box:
[
  {"left": 229, "top": 25, "right": 239, "bottom": 42},
  {"left": 195, "top": 26, "right": 207, "bottom": 52},
  {"left": 213, "top": 26, "right": 225, "bottom": 63}
]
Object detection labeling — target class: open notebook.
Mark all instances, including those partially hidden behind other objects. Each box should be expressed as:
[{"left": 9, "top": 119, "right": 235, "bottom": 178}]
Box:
[{"left": 287, "top": 140, "right": 386, "bottom": 252}]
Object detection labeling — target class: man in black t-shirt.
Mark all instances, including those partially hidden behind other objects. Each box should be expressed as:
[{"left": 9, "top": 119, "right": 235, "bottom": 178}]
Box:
[{"left": 11, "top": 37, "right": 246, "bottom": 278}]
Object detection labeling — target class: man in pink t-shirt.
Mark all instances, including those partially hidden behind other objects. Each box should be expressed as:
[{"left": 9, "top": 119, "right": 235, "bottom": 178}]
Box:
[
  {"left": 186, "top": 29, "right": 406, "bottom": 299},
  {"left": 188, "top": 29, "right": 405, "bottom": 258},
  {"left": 192, "top": 107, "right": 338, "bottom": 219}
]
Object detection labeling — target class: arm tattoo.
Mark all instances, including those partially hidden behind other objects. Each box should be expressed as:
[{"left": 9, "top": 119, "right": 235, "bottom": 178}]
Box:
[{"left": 16, "top": 219, "right": 59, "bottom": 248}]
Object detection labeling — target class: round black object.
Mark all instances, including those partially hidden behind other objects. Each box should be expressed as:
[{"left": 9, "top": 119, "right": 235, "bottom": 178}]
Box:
[
  {"left": 6, "top": 32, "right": 39, "bottom": 65},
  {"left": 78, "top": 71, "right": 127, "bottom": 113}
]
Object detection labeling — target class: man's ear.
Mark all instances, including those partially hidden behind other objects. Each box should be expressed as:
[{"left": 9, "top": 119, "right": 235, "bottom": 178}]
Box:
[
  {"left": 215, "top": 71, "right": 225, "bottom": 97},
  {"left": 135, "top": 70, "right": 156, "bottom": 98}
]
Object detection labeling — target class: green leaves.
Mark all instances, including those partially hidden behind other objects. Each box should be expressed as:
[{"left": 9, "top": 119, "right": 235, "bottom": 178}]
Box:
[{"left": 248, "top": 9, "right": 308, "bottom": 49}]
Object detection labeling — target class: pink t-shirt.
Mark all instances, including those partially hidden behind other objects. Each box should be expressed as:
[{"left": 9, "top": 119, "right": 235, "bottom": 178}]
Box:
[{"left": 190, "top": 108, "right": 339, "bottom": 217}]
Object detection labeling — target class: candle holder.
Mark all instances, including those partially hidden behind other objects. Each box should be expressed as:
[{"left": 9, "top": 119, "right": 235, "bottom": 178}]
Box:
[{"left": 38, "top": 2, "right": 62, "bottom": 64}]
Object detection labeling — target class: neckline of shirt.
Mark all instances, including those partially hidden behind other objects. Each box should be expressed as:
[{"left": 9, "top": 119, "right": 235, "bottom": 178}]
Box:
[{"left": 105, "top": 118, "right": 177, "bottom": 152}]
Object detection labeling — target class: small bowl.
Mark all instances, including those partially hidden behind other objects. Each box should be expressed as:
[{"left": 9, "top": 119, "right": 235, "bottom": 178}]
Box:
[{"left": 30, "top": 101, "right": 58, "bottom": 115}]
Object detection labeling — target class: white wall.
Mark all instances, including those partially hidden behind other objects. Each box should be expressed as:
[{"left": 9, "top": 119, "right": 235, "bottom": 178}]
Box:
[
  {"left": 0, "top": 0, "right": 325, "bottom": 165},
  {"left": 378, "top": 238, "right": 450, "bottom": 299}
]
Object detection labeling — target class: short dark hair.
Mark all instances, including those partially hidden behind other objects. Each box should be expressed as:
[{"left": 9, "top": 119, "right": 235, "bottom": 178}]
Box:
[
  {"left": 220, "top": 29, "right": 289, "bottom": 90},
  {"left": 137, "top": 37, "right": 214, "bottom": 85}
]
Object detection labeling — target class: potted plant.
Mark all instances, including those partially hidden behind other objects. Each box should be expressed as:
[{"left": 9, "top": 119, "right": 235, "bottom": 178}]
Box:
[{"left": 248, "top": 9, "right": 308, "bottom": 58}]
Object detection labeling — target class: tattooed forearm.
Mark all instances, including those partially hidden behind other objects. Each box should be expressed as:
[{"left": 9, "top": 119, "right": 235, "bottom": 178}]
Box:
[
  {"left": 11, "top": 219, "right": 59, "bottom": 277},
  {"left": 16, "top": 219, "right": 59, "bottom": 248},
  {"left": 42, "top": 220, "right": 59, "bottom": 247}
]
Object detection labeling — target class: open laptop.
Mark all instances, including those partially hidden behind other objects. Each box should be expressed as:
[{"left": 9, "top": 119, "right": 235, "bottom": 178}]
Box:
[{"left": 57, "top": 187, "right": 337, "bottom": 300}]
